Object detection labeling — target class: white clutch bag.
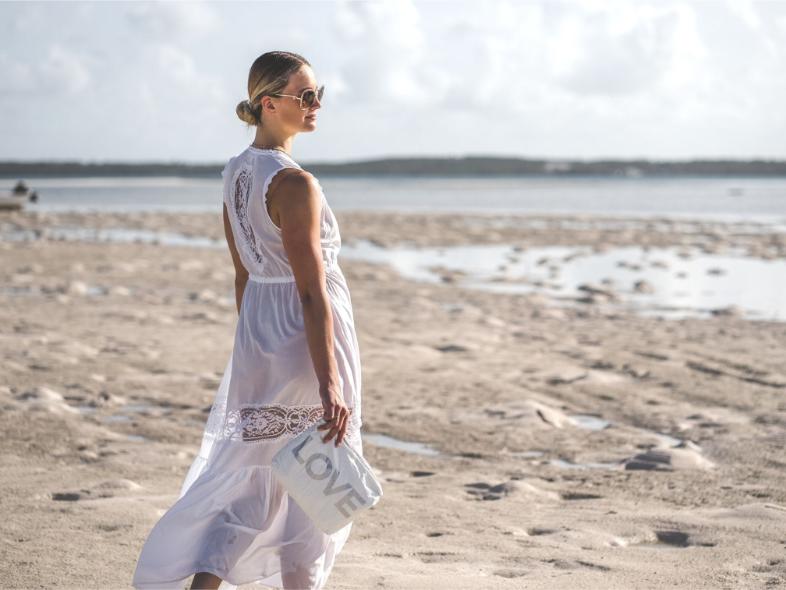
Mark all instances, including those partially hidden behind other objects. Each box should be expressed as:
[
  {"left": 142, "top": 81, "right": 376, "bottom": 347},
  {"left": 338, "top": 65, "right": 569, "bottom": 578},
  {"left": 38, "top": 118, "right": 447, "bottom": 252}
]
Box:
[{"left": 271, "top": 419, "right": 383, "bottom": 534}]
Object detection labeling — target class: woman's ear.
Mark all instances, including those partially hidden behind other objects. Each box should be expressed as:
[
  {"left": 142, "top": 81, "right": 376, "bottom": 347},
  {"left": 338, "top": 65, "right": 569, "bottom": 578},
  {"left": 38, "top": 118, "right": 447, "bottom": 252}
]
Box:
[{"left": 261, "top": 96, "right": 276, "bottom": 114}]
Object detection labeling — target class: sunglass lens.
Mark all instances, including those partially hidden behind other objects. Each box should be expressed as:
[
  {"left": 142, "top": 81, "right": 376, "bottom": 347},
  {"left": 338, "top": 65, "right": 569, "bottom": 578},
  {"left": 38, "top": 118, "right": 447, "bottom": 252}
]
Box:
[
  {"left": 302, "top": 86, "right": 324, "bottom": 108},
  {"left": 301, "top": 90, "right": 315, "bottom": 108}
]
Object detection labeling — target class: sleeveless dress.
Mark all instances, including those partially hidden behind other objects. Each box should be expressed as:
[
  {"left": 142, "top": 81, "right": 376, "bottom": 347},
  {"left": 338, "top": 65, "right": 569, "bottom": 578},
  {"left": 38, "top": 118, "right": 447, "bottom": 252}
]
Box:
[{"left": 132, "top": 146, "right": 364, "bottom": 590}]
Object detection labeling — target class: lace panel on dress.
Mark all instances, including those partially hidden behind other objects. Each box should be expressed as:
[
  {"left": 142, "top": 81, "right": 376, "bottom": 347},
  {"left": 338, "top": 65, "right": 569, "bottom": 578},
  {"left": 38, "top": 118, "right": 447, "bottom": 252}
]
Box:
[
  {"left": 232, "top": 166, "right": 264, "bottom": 265},
  {"left": 222, "top": 403, "right": 356, "bottom": 443}
]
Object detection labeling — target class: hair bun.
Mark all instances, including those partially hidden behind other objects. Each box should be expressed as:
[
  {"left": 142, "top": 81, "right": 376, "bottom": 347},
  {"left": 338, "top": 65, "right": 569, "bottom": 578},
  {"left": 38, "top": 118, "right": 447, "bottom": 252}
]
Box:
[{"left": 235, "top": 98, "right": 259, "bottom": 126}]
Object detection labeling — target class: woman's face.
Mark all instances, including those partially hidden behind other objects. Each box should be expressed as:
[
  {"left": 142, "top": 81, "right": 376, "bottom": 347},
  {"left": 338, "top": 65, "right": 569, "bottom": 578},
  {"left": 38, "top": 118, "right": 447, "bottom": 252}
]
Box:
[{"left": 272, "top": 65, "right": 321, "bottom": 132}]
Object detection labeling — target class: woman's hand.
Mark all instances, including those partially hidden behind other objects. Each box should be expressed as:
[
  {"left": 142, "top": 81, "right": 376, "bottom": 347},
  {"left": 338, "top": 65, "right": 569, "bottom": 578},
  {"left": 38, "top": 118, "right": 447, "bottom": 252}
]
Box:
[{"left": 317, "top": 383, "right": 350, "bottom": 447}]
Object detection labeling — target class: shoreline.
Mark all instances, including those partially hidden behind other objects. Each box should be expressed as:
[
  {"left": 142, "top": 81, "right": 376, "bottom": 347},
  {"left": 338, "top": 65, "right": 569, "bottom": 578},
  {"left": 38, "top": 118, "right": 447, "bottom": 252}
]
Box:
[{"left": 4, "top": 208, "right": 786, "bottom": 250}]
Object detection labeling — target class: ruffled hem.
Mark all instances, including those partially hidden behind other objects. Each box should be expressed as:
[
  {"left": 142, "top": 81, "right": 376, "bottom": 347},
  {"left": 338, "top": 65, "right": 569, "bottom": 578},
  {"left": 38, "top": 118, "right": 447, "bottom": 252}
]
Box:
[{"left": 132, "top": 462, "right": 353, "bottom": 590}]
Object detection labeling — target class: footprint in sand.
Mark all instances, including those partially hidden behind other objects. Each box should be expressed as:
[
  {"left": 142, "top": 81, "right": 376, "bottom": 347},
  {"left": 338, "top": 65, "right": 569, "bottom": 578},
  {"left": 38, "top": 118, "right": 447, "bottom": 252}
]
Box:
[
  {"left": 413, "top": 550, "right": 465, "bottom": 563},
  {"left": 97, "top": 523, "right": 134, "bottom": 532},
  {"left": 527, "top": 527, "right": 557, "bottom": 536},
  {"left": 433, "top": 343, "right": 472, "bottom": 353},
  {"left": 51, "top": 478, "right": 144, "bottom": 501},
  {"left": 542, "top": 558, "right": 611, "bottom": 572},
  {"left": 464, "top": 480, "right": 559, "bottom": 501},
  {"left": 493, "top": 569, "right": 528, "bottom": 578},
  {"left": 464, "top": 481, "right": 515, "bottom": 501},
  {"left": 560, "top": 491, "right": 603, "bottom": 501}
]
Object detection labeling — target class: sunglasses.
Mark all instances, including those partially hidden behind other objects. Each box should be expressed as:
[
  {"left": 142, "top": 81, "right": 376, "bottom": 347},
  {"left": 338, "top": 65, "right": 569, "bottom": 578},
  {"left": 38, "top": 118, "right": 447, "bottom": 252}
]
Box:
[{"left": 271, "top": 85, "right": 325, "bottom": 110}]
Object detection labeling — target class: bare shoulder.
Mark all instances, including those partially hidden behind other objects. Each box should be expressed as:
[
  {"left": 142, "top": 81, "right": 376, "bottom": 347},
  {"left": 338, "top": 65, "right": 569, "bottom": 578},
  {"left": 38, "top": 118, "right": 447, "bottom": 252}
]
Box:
[
  {"left": 274, "top": 170, "right": 321, "bottom": 212},
  {"left": 267, "top": 168, "right": 320, "bottom": 227},
  {"left": 277, "top": 169, "right": 319, "bottom": 197}
]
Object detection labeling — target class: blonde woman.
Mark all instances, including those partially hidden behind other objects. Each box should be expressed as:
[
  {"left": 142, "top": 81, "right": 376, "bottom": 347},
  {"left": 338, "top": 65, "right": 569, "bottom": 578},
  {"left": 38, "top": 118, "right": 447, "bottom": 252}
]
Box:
[{"left": 132, "top": 51, "right": 364, "bottom": 590}]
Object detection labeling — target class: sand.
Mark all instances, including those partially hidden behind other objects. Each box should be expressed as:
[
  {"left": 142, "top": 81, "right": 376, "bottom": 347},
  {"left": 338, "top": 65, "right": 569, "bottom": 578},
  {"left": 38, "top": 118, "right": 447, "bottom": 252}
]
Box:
[{"left": 1, "top": 209, "right": 785, "bottom": 589}]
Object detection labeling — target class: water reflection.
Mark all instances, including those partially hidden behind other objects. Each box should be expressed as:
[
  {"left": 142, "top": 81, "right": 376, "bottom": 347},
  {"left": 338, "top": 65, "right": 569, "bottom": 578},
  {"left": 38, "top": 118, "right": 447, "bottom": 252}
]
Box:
[{"left": 340, "top": 239, "right": 786, "bottom": 321}]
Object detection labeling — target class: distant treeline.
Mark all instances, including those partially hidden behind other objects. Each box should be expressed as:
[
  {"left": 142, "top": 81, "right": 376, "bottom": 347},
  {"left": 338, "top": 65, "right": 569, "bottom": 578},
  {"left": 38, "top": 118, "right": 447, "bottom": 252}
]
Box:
[{"left": 1, "top": 156, "right": 785, "bottom": 178}]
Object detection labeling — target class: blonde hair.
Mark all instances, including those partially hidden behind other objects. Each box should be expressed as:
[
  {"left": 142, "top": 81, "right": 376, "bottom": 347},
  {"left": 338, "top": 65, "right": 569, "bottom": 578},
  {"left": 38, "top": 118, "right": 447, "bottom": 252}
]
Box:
[{"left": 235, "top": 51, "right": 311, "bottom": 127}]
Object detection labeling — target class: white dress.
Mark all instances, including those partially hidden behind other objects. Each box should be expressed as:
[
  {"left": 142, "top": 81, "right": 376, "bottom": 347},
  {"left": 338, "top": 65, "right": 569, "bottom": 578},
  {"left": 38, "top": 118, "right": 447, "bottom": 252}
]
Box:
[{"left": 132, "top": 146, "right": 364, "bottom": 590}]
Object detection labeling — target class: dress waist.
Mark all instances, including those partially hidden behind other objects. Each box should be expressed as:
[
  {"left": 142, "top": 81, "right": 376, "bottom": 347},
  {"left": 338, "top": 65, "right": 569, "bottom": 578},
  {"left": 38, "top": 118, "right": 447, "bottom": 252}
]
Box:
[
  {"left": 248, "top": 264, "right": 340, "bottom": 284},
  {"left": 248, "top": 273, "right": 295, "bottom": 284}
]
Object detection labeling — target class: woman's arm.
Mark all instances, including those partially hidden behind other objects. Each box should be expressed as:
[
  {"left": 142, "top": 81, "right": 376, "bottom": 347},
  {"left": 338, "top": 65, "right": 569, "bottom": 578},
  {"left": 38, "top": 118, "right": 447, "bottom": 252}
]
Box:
[
  {"left": 223, "top": 202, "right": 249, "bottom": 314},
  {"left": 276, "top": 171, "right": 349, "bottom": 447}
]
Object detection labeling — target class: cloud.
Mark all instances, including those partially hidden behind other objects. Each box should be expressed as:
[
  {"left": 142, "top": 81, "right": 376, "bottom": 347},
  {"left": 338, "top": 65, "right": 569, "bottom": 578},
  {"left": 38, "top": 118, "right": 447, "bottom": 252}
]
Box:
[
  {"left": 0, "top": 52, "right": 36, "bottom": 95},
  {"left": 550, "top": 3, "right": 707, "bottom": 98},
  {"left": 435, "top": 2, "right": 550, "bottom": 111},
  {"left": 41, "top": 44, "right": 93, "bottom": 94},
  {"left": 125, "top": 1, "right": 218, "bottom": 40},
  {"left": 333, "top": 0, "right": 430, "bottom": 105},
  {"left": 0, "top": 44, "right": 92, "bottom": 97},
  {"left": 725, "top": 0, "right": 762, "bottom": 30},
  {"left": 151, "top": 43, "right": 227, "bottom": 105}
]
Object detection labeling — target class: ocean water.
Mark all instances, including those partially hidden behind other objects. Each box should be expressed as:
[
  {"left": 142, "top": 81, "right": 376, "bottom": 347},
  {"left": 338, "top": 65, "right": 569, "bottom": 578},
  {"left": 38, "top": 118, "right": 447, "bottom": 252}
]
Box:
[{"left": 2, "top": 175, "right": 786, "bottom": 223}]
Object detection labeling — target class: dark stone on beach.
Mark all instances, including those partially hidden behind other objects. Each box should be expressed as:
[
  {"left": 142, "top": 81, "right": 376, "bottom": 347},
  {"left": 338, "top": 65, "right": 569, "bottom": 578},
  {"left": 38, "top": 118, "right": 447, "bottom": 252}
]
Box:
[
  {"left": 655, "top": 530, "right": 690, "bottom": 547},
  {"left": 434, "top": 343, "right": 469, "bottom": 353},
  {"left": 623, "top": 450, "right": 673, "bottom": 471}
]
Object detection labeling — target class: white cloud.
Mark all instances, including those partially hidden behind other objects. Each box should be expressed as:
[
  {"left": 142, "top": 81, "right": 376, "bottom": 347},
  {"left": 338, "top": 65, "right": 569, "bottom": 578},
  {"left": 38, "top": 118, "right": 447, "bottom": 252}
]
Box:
[
  {"left": 125, "top": 1, "right": 219, "bottom": 40},
  {"left": 41, "top": 44, "right": 92, "bottom": 95},
  {"left": 150, "top": 43, "right": 228, "bottom": 108},
  {"left": 333, "top": 0, "right": 430, "bottom": 105},
  {"left": 0, "top": 53, "right": 36, "bottom": 95},
  {"left": 550, "top": 3, "right": 708, "bottom": 98},
  {"left": 434, "top": 2, "right": 550, "bottom": 112},
  {"left": 725, "top": 0, "right": 762, "bottom": 30},
  {"left": 0, "top": 44, "right": 92, "bottom": 97}
]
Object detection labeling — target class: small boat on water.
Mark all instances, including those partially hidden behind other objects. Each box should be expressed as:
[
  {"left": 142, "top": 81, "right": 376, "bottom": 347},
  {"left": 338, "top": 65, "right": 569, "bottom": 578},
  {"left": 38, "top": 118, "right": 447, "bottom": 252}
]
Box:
[{"left": 0, "top": 180, "right": 38, "bottom": 211}]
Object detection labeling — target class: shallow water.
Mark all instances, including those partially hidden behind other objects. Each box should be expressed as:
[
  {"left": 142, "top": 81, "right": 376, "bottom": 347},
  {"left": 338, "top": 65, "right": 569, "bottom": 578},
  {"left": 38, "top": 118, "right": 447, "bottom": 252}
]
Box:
[
  {"left": 569, "top": 414, "right": 612, "bottom": 431},
  {"left": 549, "top": 458, "right": 620, "bottom": 470},
  {"left": 362, "top": 432, "right": 442, "bottom": 456},
  {"left": 3, "top": 223, "right": 784, "bottom": 321},
  {"left": 340, "top": 239, "right": 786, "bottom": 322},
  {"left": 1, "top": 226, "right": 224, "bottom": 248}
]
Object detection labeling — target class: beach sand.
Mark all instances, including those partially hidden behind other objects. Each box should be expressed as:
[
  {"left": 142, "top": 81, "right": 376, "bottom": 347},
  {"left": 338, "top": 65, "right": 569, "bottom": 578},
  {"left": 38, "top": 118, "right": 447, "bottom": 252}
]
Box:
[{"left": 1, "top": 209, "right": 785, "bottom": 589}]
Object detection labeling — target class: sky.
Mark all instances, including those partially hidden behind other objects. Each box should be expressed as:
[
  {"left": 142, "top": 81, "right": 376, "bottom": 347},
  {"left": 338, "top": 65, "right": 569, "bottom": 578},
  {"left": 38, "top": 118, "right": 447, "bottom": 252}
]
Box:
[{"left": 1, "top": 0, "right": 785, "bottom": 164}]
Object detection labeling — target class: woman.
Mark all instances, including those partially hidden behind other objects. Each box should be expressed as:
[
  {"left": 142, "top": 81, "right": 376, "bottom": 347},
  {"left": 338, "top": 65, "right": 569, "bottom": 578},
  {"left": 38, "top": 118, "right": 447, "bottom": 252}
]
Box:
[{"left": 132, "top": 51, "right": 364, "bottom": 590}]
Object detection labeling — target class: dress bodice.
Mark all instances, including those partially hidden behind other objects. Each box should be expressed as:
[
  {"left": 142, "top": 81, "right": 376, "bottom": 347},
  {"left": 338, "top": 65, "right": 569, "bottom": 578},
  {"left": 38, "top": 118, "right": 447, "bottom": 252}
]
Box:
[{"left": 221, "top": 146, "right": 341, "bottom": 278}]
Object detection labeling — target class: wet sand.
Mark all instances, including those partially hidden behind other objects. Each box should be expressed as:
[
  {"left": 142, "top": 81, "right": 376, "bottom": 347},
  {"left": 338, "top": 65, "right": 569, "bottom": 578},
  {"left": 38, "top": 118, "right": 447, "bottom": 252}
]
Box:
[{"left": 1, "top": 209, "right": 785, "bottom": 589}]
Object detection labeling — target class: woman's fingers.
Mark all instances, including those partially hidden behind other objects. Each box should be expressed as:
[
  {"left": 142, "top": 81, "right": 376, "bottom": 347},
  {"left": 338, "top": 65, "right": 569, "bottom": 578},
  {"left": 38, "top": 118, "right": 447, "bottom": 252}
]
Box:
[
  {"left": 320, "top": 410, "right": 339, "bottom": 442},
  {"left": 321, "top": 424, "right": 335, "bottom": 443},
  {"left": 335, "top": 409, "right": 349, "bottom": 446},
  {"left": 333, "top": 414, "right": 344, "bottom": 447},
  {"left": 319, "top": 407, "right": 348, "bottom": 446}
]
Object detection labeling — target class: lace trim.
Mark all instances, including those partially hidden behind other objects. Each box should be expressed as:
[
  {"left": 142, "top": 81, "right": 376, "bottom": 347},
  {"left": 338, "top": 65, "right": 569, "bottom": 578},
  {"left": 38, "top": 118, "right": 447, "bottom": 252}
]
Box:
[
  {"left": 222, "top": 403, "right": 356, "bottom": 443},
  {"left": 232, "top": 166, "right": 264, "bottom": 265}
]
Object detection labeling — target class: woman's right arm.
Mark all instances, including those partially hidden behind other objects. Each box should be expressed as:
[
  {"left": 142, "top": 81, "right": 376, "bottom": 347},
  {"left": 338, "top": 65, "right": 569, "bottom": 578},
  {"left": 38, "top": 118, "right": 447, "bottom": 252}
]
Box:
[
  {"left": 276, "top": 171, "right": 350, "bottom": 447},
  {"left": 223, "top": 202, "right": 248, "bottom": 314}
]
